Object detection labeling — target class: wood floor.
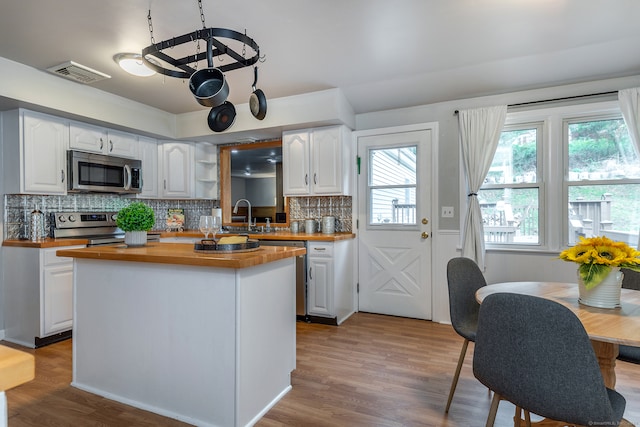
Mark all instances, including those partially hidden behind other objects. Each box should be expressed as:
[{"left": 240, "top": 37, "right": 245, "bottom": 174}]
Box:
[{"left": 5, "top": 312, "right": 640, "bottom": 426}]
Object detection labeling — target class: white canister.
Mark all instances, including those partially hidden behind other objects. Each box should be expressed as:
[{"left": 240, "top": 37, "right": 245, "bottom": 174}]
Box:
[
  {"left": 290, "top": 221, "right": 300, "bottom": 233},
  {"left": 304, "top": 219, "right": 317, "bottom": 234},
  {"left": 321, "top": 216, "right": 336, "bottom": 234}
]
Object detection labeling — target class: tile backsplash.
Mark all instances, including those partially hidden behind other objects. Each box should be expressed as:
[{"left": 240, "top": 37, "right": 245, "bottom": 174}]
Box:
[
  {"left": 288, "top": 196, "right": 352, "bottom": 233},
  {"left": 4, "top": 194, "right": 353, "bottom": 240},
  {"left": 4, "top": 194, "right": 217, "bottom": 240}
]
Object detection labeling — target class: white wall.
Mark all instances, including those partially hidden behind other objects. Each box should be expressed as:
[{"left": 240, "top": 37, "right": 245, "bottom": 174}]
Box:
[{"left": 355, "top": 74, "right": 640, "bottom": 323}]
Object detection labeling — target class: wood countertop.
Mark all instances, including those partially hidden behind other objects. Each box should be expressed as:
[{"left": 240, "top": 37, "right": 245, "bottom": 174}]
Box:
[
  {"left": 161, "top": 230, "right": 356, "bottom": 241},
  {"left": 56, "top": 242, "right": 307, "bottom": 269},
  {"left": 4, "top": 231, "right": 355, "bottom": 248},
  {"left": 0, "top": 345, "right": 34, "bottom": 391}
]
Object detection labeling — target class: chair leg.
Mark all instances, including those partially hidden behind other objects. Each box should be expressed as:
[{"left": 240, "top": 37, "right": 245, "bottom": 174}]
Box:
[
  {"left": 445, "top": 339, "right": 470, "bottom": 413},
  {"left": 513, "top": 407, "right": 532, "bottom": 427},
  {"left": 485, "top": 392, "right": 501, "bottom": 427}
]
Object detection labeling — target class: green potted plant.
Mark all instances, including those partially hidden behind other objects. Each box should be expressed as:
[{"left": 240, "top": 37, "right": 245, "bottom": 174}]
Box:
[{"left": 116, "top": 202, "right": 155, "bottom": 247}]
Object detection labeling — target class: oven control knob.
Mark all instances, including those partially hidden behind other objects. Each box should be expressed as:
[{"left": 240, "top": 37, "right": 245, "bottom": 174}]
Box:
[
  {"left": 68, "top": 215, "right": 76, "bottom": 222},
  {"left": 57, "top": 215, "right": 67, "bottom": 223}
]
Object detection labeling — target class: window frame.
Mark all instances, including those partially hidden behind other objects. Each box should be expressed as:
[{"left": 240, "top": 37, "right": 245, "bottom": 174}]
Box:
[
  {"left": 562, "top": 112, "right": 640, "bottom": 247},
  {"left": 480, "top": 121, "right": 545, "bottom": 248},
  {"left": 464, "top": 99, "right": 630, "bottom": 253},
  {"left": 366, "top": 142, "right": 420, "bottom": 230}
]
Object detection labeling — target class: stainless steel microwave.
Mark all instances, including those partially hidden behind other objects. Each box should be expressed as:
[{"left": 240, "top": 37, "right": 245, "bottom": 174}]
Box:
[{"left": 67, "top": 150, "right": 142, "bottom": 194}]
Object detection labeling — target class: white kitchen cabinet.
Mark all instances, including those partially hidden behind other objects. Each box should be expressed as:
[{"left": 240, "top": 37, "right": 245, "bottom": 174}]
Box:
[
  {"left": 137, "top": 136, "right": 159, "bottom": 198},
  {"left": 282, "top": 125, "right": 352, "bottom": 196},
  {"left": 69, "top": 121, "right": 139, "bottom": 158},
  {"left": 158, "top": 141, "right": 194, "bottom": 198},
  {"left": 194, "top": 142, "right": 218, "bottom": 200},
  {"left": 2, "top": 109, "right": 68, "bottom": 195},
  {"left": 306, "top": 239, "right": 354, "bottom": 324},
  {"left": 107, "top": 129, "right": 139, "bottom": 158},
  {"left": 3, "top": 245, "right": 84, "bottom": 348}
]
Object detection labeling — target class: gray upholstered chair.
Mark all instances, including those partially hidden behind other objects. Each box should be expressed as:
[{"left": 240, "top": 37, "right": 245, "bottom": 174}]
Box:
[
  {"left": 473, "top": 292, "right": 626, "bottom": 426},
  {"left": 445, "top": 256, "right": 486, "bottom": 413},
  {"left": 619, "top": 268, "right": 640, "bottom": 363}
]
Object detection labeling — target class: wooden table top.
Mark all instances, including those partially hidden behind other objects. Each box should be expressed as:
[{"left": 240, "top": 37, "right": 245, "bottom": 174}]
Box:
[
  {"left": 476, "top": 281, "right": 640, "bottom": 347},
  {"left": 56, "top": 242, "right": 306, "bottom": 269}
]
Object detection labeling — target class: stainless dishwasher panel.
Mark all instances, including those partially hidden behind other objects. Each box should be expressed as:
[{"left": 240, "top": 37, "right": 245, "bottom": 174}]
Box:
[{"left": 258, "top": 240, "right": 307, "bottom": 318}]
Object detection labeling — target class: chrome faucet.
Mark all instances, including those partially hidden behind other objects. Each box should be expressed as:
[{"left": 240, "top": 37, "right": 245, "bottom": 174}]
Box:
[{"left": 233, "top": 198, "right": 252, "bottom": 231}]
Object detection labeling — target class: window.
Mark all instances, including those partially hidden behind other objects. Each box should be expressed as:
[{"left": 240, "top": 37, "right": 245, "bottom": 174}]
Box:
[
  {"left": 479, "top": 124, "right": 542, "bottom": 245},
  {"left": 565, "top": 116, "right": 640, "bottom": 247},
  {"left": 368, "top": 146, "right": 417, "bottom": 225},
  {"left": 476, "top": 101, "right": 640, "bottom": 250}
]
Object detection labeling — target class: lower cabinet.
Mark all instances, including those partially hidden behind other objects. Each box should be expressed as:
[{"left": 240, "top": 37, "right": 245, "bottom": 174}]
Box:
[
  {"left": 306, "top": 240, "right": 354, "bottom": 325},
  {"left": 3, "top": 245, "right": 84, "bottom": 347}
]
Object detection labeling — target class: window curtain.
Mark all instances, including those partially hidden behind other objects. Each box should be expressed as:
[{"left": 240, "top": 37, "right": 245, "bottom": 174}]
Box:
[
  {"left": 619, "top": 87, "right": 640, "bottom": 156},
  {"left": 458, "top": 105, "right": 507, "bottom": 268}
]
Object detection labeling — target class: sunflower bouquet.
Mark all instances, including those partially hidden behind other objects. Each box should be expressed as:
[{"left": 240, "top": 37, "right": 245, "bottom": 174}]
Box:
[{"left": 559, "top": 236, "right": 640, "bottom": 289}]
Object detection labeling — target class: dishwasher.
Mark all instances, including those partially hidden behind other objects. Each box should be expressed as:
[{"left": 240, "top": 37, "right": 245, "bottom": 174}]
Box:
[{"left": 258, "top": 240, "right": 307, "bottom": 321}]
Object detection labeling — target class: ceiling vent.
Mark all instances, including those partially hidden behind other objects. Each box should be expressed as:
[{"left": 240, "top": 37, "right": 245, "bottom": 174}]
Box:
[{"left": 46, "top": 61, "right": 111, "bottom": 84}]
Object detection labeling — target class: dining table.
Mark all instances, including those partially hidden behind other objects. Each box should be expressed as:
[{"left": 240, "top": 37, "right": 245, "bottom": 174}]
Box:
[{"left": 476, "top": 281, "right": 640, "bottom": 390}]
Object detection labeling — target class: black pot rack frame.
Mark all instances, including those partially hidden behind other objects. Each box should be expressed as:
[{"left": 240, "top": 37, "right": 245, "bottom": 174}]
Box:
[{"left": 141, "top": 27, "right": 260, "bottom": 79}]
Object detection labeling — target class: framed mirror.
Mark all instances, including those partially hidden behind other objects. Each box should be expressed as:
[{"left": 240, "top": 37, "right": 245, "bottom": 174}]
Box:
[{"left": 219, "top": 140, "right": 287, "bottom": 227}]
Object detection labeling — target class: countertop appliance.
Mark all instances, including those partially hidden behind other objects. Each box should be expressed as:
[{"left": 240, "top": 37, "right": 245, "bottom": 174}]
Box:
[
  {"left": 67, "top": 150, "right": 142, "bottom": 194},
  {"left": 258, "top": 239, "right": 307, "bottom": 320},
  {"left": 50, "top": 211, "right": 159, "bottom": 246}
]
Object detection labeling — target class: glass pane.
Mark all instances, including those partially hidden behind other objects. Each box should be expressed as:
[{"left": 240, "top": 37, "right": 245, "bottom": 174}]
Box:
[
  {"left": 370, "top": 187, "right": 416, "bottom": 224},
  {"left": 479, "top": 188, "right": 539, "bottom": 244},
  {"left": 369, "top": 146, "right": 417, "bottom": 186},
  {"left": 485, "top": 128, "right": 537, "bottom": 185},
  {"left": 568, "top": 184, "right": 640, "bottom": 247},
  {"left": 567, "top": 118, "right": 640, "bottom": 180}
]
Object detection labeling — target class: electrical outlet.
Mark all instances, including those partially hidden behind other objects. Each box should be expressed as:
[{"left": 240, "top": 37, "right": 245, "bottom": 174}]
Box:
[{"left": 441, "top": 206, "right": 454, "bottom": 218}]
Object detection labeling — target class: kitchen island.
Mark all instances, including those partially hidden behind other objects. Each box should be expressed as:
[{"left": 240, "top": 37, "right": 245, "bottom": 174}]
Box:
[{"left": 57, "top": 242, "right": 306, "bottom": 427}]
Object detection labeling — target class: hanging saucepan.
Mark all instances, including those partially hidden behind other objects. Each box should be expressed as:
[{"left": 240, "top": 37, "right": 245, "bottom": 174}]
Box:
[
  {"left": 189, "top": 67, "right": 229, "bottom": 108},
  {"left": 249, "top": 66, "right": 267, "bottom": 120},
  {"left": 207, "top": 101, "right": 236, "bottom": 132}
]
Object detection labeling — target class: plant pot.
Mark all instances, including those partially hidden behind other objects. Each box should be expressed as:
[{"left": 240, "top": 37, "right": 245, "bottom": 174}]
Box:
[
  {"left": 124, "top": 231, "right": 147, "bottom": 247},
  {"left": 578, "top": 267, "right": 623, "bottom": 309}
]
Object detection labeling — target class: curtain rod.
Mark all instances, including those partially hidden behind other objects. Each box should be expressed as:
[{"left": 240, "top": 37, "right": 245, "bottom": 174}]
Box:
[{"left": 453, "top": 90, "right": 618, "bottom": 115}]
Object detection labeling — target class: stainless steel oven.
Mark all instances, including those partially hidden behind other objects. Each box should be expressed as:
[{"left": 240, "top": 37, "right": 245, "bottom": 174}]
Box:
[
  {"left": 67, "top": 150, "right": 142, "bottom": 194},
  {"left": 50, "top": 211, "right": 160, "bottom": 246}
]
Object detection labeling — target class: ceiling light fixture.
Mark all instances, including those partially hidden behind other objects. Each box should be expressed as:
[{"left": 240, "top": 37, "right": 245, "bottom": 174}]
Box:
[
  {"left": 113, "top": 53, "right": 157, "bottom": 77},
  {"left": 142, "top": 0, "right": 267, "bottom": 132}
]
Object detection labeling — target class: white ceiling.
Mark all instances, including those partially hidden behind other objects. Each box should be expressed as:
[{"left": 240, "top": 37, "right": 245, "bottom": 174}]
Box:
[{"left": 1, "top": 0, "right": 639, "bottom": 116}]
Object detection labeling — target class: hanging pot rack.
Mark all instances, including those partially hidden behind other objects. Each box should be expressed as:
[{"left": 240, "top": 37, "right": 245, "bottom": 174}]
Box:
[
  {"left": 141, "top": 27, "right": 261, "bottom": 79},
  {"left": 141, "top": 1, "right": 266, "bottom": 132}
]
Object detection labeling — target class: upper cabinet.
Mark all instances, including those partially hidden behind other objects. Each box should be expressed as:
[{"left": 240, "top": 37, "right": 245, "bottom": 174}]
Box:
[
  {"left": 158, "top": 141, "right": 194, "bottom": 198},
  {"left": 137, "top": 136, "right": 159, "bottom": 198},
  {"left": 2, "top": 109, "right": 69, "bottom": 195},
  {"left": 282, "top": 125, "right": 352, "bottom": 196},
  {"left": 69, "top": 122, "right": 139, "bottom": 159}
]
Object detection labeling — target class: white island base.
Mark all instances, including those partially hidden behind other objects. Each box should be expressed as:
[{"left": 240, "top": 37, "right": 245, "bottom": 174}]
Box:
[{"left": 71, "top": 257, "right": 296, "bottom": 427}]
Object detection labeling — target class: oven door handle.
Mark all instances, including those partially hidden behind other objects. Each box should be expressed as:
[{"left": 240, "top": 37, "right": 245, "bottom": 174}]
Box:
[{"left": 123, "top": 164, "right": 132, "bottom": 191}]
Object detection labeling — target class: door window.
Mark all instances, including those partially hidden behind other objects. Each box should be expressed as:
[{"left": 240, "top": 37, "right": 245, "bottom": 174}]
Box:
[{"left": 368, "top": 146, "right": 417, "bottom": 226}]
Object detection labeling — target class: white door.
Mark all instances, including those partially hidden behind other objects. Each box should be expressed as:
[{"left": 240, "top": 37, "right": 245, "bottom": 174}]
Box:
[{"left": 357, "top": 129, "right": 433, "bottom": 319}]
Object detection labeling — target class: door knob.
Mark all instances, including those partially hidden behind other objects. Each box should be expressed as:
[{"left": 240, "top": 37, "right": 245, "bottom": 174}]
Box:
[
  {"left": 421, "top": 232, "right": 429, "bottom": 239},
  {"left": 422, "top": 218, "right": 428, "bottom": 225}
]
